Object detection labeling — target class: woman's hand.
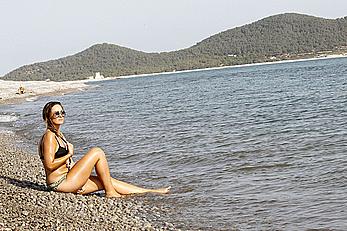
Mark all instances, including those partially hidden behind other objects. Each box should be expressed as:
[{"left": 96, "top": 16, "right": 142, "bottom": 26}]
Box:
[
  {"left": 67, "top": 142, "right": 74, "bottom": 156},
  {"left": 66, "top": 142, "right": 74, "bottom": 170},
  {"left": 66, "top": 158, "right": 73, "bottom": 170}
]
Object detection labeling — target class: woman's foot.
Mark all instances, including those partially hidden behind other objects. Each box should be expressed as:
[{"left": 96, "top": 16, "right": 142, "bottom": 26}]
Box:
[
  {"left": 106, "top": 191, "right": 122, "bottom": 198},
  {"left": 150, "top": 186, "right": 171, "bottom": 194}
]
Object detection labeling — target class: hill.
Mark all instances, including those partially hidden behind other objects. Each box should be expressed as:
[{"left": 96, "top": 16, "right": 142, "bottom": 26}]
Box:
[
  {"left": 3, "top": 13, "right": 347, "bottom": 81},
  {"left": 189, "top": 13, "right": 347, "bottom": 60}
]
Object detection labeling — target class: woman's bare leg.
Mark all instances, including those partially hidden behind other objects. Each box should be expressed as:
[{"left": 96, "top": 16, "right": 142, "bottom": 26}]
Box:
[
  {"left": 79, "top": 175, "right": 171, "bottom": 195},
  {"left": 58, "top": 147, "right": 121, "bottom": 197},
  {"left": 110, "top": 177, "right": 171, "bottom": 195},
  {"left": 78, "top": 176, "right": 104, "bottom": 195}
]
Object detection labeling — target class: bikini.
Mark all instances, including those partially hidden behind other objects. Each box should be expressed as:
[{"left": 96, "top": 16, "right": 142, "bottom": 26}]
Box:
[{"left": 40, "top": 134, "right": 69, "bottom": 191}]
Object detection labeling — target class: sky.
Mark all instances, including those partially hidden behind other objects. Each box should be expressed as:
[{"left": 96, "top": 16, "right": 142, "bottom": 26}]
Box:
[{"left": 1, "top": 0, "right": 346, "bottom": 76}]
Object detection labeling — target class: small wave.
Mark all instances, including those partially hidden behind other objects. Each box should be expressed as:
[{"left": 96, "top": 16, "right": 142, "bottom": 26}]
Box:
[
  {"left": 0, "top": 129, "right": 14, "bottom": 134},
  {"left": 0, "top": 114, "right": 18, "bottom": 123},
  {"left": 25, "top": 96, "right": 38, "bottom": 102},
  {"left": 237, "top": 163, "right": 290, "bottom": 171}
]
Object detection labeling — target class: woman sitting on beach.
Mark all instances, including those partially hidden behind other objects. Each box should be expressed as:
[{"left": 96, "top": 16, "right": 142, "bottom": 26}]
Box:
[{"left": 38, "top": 101, "right": 170, "bottom": 197}]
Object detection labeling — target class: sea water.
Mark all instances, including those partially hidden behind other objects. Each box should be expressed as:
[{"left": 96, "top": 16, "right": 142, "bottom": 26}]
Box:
[{"left": 1, "top": 57, "right": 346, "bottom": 230}]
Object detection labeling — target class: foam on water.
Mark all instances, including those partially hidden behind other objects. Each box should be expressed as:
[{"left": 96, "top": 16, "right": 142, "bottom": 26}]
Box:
[
  {"left": 25, "top": 96, "right": 38, "bottom": 102},
  {"left": 0, "top": 114, "right": 18, "bottom": 123},
  {"left": 0, "top": 128, "right": 15, "bottom": 134}
]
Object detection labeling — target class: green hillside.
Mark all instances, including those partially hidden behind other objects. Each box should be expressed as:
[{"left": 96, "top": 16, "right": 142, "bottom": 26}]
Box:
[
  {"left": 3, "top": 13, "right": 347, "bottom": 81},
  {"left": 189, "top": 13, "right": 347, "bottom": 58}
]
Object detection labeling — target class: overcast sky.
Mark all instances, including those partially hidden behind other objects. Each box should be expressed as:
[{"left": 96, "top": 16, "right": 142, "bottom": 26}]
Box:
[{"left": 0, "top": 0, "right": 346, "bottom": 76}]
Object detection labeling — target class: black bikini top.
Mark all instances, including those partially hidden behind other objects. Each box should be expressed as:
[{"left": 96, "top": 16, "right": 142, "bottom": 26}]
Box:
[
  {"left": 39, "top": 134, "right": 69, "bottom": 160},
  {"left": 54, "top": 136, "right": 69, "bottom": 159}
]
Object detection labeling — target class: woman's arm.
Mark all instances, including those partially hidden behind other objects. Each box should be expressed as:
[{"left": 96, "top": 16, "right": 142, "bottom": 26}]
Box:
[{"left": 42, "top": 132, "right": 73, "bottom": 171}]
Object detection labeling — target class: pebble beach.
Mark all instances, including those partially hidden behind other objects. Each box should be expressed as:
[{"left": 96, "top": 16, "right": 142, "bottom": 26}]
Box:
[
  {"left": 0, "top": 81, "right": 180, "bottom": 230},
  {"left": 0, "top": 128, "right": 179, "bottom": 231}
]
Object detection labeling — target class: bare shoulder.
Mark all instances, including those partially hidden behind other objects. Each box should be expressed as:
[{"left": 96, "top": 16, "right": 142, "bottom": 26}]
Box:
[
  {"left": 42, "top": 130, "right": 55, "bottom": 144},
  {"left": 41, "top": 130, "right": 58, "bottom": 157}
]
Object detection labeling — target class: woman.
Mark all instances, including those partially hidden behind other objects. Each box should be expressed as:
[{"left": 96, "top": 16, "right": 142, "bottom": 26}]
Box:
[{"left": 38, "top": 101, "right": 170, "bottom": 197}]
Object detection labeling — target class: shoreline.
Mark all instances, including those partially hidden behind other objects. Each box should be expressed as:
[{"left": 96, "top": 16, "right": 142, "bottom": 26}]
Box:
[
  {"left": 0, "top": 131, "right": 178, "bottom": 230},
  {"left": 103, "top": 54, "right": 347, "bottom": 81}
]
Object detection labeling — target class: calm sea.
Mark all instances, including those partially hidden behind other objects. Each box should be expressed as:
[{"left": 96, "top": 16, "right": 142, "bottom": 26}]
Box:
[{"left": 1, "top": 57, "right": 346, "bottom": 230}]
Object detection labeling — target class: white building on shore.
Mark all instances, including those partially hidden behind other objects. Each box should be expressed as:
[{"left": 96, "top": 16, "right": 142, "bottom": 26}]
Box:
[
  {"left": 94, "top": 72, "right": 104, "bottom": 79},
  {"left": 88, "top": 72, "right": 104, "bottom": 80}
]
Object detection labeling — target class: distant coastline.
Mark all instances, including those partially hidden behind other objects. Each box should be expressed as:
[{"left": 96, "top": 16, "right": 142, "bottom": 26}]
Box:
[
  {"left": 1, "top": 54, "right": 346, "bottom": 105},
  {"left": 100, "top": 53, "right": 347, "bottom": 81}
]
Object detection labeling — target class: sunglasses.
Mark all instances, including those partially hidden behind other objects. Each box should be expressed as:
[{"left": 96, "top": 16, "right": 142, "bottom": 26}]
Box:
[{"left": 52, "top": 110, "right": 66, "bottom": 118}]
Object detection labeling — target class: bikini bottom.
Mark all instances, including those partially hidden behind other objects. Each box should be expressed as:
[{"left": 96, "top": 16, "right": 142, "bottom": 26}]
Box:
[{"left": 47, "top": 174, "right": 67, "bottom": 191}]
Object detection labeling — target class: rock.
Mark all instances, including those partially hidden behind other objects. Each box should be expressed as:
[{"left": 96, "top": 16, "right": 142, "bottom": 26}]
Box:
[{"left": 22, "top": 211, "right": 29, "bottom": 216}]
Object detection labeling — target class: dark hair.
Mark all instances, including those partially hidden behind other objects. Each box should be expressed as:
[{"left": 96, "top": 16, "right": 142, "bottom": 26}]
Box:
[{"left": 42, "top": 101, "right": 64, "bottom": 136}]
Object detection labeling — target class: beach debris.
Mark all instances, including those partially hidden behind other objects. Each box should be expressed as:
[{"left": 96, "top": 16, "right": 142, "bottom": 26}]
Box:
[{"left": 17, "top": 85, "right": 25, "bottom": 94}]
